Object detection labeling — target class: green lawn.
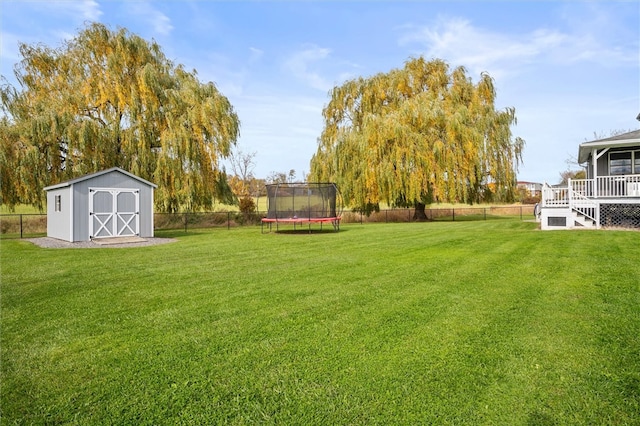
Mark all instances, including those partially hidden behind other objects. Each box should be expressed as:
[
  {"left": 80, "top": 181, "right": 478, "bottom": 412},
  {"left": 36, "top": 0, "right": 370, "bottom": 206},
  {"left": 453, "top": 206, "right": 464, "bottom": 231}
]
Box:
[{"left": 1, "top": 221, "right": 638, "bottom": 424}]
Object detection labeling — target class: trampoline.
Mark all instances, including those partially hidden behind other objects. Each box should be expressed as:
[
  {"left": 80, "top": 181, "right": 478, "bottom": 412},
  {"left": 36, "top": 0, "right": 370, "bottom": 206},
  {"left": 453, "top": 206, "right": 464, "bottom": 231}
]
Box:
[{"left": 261, "top": 182, "right": 342, "bottom": 233}]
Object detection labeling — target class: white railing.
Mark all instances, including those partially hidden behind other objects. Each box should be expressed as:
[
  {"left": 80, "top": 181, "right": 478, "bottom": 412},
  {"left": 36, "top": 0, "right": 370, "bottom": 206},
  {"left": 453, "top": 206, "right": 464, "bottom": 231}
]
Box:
[
  {"left": 542, "top": 175, "right": 640, "bottom": 227},
  {"left": 542, "top": 175, "right": 640, "bottom": 207},
  {"left": 571, "top": 175, "right": 640, "bottom": 198},
  {"left": 595, "top": 175, "right": 640, "bottom": 197},
  {"left": 541, "top": 183, "right": 569, "bottom": 207},
  {"left": 569, "top": 185, "right": 598, "bottom": 223},
  {"left": 570, "top": 179, "right": 593, "bottom": 198}
]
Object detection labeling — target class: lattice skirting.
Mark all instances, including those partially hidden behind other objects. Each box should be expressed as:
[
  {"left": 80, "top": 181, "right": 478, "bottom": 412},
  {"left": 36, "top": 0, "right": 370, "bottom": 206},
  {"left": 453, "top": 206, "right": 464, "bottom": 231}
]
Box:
[{"left": 600, "top": 204, "right": 640, "bottom": 228}]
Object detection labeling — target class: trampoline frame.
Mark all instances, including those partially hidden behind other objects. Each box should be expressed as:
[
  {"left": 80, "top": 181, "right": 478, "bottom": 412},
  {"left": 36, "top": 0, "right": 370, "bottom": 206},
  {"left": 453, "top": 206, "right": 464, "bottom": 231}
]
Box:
[
  {"left": 261, "top": 182, "right": 342, "bottom": 233},
  {"left": 261, "top": 216, "right": 341, "bottom": 233}
]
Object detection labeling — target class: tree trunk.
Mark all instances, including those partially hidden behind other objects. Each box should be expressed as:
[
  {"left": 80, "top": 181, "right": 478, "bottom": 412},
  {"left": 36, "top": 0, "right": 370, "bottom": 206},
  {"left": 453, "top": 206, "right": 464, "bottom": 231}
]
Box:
[{"left": 413, "top": 202, "right": 428, "bottom": 221}]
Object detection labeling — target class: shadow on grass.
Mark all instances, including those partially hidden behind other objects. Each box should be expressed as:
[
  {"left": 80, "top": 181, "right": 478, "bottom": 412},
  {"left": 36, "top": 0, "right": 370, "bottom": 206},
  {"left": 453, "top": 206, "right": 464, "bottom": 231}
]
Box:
[
  {"left": 153, "top": 229, "right": 216, "bottom": 239},
  {"left": 261, "top": 227, "right": 346, "bottom": 235}
]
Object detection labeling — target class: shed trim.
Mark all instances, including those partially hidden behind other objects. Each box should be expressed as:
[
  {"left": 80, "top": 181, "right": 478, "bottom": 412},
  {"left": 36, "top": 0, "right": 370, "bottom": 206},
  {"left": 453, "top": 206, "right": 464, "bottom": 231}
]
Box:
[
  {"left": 43, "top": 167, "right": 157, "bottom": 191},
  {"left": 69, "top": 184, "right": 74, "bottom": 241},
  {"left": 89, "top": 187, "right": 140, "bottom": 239}
]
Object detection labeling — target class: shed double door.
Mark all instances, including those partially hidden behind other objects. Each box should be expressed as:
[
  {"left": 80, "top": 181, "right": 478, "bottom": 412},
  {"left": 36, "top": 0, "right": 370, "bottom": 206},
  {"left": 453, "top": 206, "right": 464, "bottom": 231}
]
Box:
[{"left": 89, "top": 188, "right": 139, "bottom": 238}]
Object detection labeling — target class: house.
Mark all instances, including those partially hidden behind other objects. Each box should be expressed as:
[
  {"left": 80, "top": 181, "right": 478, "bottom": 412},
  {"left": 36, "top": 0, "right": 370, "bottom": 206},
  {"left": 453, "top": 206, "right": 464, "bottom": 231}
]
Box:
[
  {"left": 517, "top": 181, "right": 543, "bottom": 197},
  {"left": 540, "top": 129, "right": 640, "bottom": 230},
  {"left": 43, "top": 167, "right": 157, "bottom": 242}
]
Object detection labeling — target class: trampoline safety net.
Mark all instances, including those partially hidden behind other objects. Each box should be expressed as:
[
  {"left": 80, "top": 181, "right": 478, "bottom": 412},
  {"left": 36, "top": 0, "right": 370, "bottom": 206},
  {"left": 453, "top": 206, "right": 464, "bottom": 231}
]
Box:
[{"left": 265, "top": 183, "right": 339, "bottom": 219}]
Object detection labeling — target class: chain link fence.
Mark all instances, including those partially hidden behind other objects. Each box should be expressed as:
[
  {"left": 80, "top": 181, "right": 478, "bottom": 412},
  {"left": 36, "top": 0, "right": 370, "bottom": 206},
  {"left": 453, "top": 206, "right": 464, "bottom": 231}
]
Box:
[
  {"left": 341, "top": 205, "right": 536, "bottom": 223},
  {"left": 0, "top": 214, "right": 48, "bottom": 239},
  {"left": 1, "top": 205, "right": 536, "bottom": 239}
]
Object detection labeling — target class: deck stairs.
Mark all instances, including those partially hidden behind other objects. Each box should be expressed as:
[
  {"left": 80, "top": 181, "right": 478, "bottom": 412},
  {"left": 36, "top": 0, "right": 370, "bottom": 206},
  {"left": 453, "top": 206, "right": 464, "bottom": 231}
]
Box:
[
  {"left": 571, "top": 210, "right": 596, "bottom": 228},
  {"left": 542, "top": 175, "right": 640, "bottom": 230},
  {"left": 570, "top": 189, "right": 597, "bottom": 229}
]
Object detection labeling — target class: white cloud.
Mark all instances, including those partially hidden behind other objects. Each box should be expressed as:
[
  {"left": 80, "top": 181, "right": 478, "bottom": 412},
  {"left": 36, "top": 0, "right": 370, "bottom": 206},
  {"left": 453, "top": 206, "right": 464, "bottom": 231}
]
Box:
[
  {"left": 33, "top": 0, "right": 103, "bottom": 21},
  {"left": 129, "top": 2, "right": 173, "bottom": 36},
  {"left": 249, "top": 47, "right": 264, "bottom": 63},
  {"left": 399, "top": 15, "right": 636, "bottom": 79},
  {"left": 75, "top": 0, "right": 102, "bottom": 21},
  {"left": 0, "top": 31, "right": 22, "bottom": 67},
  {"left": 283, "top": 45, "right": 333, "bottom": 92},
  {"left": 399, "top": 17, "right": 562, "bottom": 79}
]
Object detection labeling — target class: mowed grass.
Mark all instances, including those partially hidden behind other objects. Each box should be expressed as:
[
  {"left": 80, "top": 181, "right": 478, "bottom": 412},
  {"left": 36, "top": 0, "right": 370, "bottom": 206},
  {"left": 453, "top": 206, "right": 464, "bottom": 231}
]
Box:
[{"left": 1, "top": 221, "right": 639, "bottom": 424}]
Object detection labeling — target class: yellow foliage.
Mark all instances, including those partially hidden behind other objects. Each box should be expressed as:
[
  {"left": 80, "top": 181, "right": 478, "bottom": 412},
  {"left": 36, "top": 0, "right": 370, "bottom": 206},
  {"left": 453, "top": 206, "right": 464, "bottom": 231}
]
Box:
[
  {"left": 1, "top": 23, "right": 240, "bottom": 212},
  {"left": 309, "top": 57, "right": 524, "bottom": 209}
]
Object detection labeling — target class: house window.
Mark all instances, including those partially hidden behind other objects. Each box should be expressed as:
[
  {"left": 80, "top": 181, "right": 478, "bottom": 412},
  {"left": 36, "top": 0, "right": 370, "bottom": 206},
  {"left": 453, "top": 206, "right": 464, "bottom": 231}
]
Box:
[
  {"left": 55, "top": 195, "right": 62, "bottom": 212},
  {"left": 548, "top": 216, "right": 566, "bottom": 227},
  {"left": 635, "top": 151, "right": 640, "bottom": 174},
  {"left": 610, "top": 152, "right": 632, "bottom": 175}
]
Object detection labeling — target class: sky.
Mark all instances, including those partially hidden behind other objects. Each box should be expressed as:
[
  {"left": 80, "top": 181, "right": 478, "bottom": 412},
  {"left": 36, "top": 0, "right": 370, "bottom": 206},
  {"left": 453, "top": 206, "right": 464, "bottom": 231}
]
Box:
[{"left": 1, "top": 0, "right": 638, "bottom": 184}]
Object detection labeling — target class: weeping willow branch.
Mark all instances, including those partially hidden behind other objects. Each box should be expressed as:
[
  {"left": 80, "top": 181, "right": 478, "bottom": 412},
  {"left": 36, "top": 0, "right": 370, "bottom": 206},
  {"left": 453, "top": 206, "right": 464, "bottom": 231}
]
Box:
[
  {"left": 0, "top": 22, "right": 240, "bottom": 212},
  {"left": 310, "top": 57, "right": 525, "bottom": 215}
]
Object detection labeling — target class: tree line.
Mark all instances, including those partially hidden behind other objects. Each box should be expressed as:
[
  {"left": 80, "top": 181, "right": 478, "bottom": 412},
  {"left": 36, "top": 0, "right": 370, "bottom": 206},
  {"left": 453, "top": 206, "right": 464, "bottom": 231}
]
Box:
[{"left": 1, "top": 22, "right": 524, "bottom": 215}]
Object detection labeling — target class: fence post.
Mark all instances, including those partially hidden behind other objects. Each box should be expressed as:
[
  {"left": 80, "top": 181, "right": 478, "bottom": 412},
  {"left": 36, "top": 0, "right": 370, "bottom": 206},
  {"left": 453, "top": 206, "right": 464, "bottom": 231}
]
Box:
[
  {"left": 386, "top": 210, "right": 388, "bottom": 223},
  {"left": 484, "top": 208, "right": 487, "bottom": 220},
  {"left": 227, "top": 212, "right": 230, "bottom": 230},
  {"left": 452, "top": 208, "right": 455, "bottom": 222},
  {"left": 184, "top": 213, "right": 188, "bottom": 232},
  {"left": 520, "top": 206, "right": 523, "bottom": 220},
  {"left": 20, "top": 214, "right": 23, "bottom": 238}
]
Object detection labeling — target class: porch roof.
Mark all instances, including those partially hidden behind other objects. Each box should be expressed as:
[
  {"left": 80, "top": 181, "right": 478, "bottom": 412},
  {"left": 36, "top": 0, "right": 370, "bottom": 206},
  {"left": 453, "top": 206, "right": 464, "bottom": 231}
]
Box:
[{"left": 578, "top": 129, "right": 640, "bottom": 163}]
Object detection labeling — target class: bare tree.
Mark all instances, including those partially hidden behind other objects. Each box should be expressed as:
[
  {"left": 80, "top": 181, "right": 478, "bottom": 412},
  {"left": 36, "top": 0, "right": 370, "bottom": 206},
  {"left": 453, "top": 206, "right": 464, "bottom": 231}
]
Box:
[
  {"left": 587, "top": 129, "right": 634, "bottom": 141},
  {"left": 228, "top": 148, "right": 257, "bottom": 197},
  {"left": 267, "top": 169, "right": 298, "bottom": 184},
  {"left": 559, "top": 169, "right": 586, "bottom": 185},
  {"left": 229, "top": 148, "right": 256, "bottom": 185}
]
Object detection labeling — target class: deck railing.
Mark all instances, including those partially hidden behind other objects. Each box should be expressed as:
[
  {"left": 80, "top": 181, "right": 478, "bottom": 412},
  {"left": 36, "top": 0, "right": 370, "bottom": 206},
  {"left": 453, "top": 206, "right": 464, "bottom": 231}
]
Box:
[
  {"left": 541, "top": 184, "right": 570, "bottom": 207},
  {"left": 594, "top": 175, "right": 640, "bottom": 197},
  {"left": 542, "top": 174, "right": 640, "bottom": 208}
]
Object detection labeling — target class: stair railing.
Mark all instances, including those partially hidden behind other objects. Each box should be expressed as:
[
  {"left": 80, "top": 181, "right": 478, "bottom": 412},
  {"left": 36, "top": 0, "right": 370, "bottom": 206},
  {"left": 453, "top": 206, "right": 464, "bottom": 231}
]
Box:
[{"left": 568, "top": 179, "right": 598, "bottom": 224}]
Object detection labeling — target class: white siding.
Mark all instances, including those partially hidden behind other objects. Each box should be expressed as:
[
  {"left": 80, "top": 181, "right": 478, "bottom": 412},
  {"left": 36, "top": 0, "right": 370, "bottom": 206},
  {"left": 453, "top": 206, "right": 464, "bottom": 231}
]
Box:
[{"left": 46, "top": 187, "right": 72, "bottom": 241}]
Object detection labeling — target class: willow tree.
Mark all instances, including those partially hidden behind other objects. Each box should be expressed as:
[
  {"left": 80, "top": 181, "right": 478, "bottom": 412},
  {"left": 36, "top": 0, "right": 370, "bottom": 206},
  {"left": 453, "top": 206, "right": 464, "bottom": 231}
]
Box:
[
  {"left": 0, "top": 22, "right": 239, "bottom": 212},
  {"left": 309, "top": 57, "right": 524, "bottom": 220}
]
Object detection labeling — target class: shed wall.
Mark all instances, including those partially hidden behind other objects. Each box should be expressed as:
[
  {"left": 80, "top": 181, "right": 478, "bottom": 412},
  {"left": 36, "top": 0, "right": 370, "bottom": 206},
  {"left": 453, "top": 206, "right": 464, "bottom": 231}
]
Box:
[
  {"left": 71, "top": 171, "right": 154, "bottom": 241},
  {"left": 46, "top": 187, "right": 72, "bottom": 241}
]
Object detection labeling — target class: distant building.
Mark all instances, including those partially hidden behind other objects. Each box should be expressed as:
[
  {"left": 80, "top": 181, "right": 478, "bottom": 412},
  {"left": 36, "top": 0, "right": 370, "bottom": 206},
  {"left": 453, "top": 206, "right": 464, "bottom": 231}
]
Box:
[{"left": 517, "top": 181, "right": 543, "bottom": 198}]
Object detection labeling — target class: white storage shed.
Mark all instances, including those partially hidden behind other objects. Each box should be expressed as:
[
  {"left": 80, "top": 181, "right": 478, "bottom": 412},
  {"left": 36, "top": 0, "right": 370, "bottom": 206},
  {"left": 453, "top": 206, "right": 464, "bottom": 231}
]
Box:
[{"left": 43, "top": 167, "right": 157, "bottom": 242}]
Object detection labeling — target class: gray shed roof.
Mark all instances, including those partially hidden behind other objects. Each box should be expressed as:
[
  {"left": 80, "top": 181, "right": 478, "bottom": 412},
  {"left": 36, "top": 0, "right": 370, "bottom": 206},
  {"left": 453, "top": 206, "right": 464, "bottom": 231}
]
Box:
[
  {"left": 578, "top": 129, "right": 640, "bottom": 164},
  {"left": 43, "top": 167, "right": 158, "bottom": 191}
]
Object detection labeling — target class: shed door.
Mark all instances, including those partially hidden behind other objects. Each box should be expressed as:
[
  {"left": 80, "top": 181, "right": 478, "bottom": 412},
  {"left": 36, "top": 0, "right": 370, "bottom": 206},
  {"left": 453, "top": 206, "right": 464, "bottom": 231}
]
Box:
[{"left": 89, "top": 188, "right": 139, "bottom": 238}]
